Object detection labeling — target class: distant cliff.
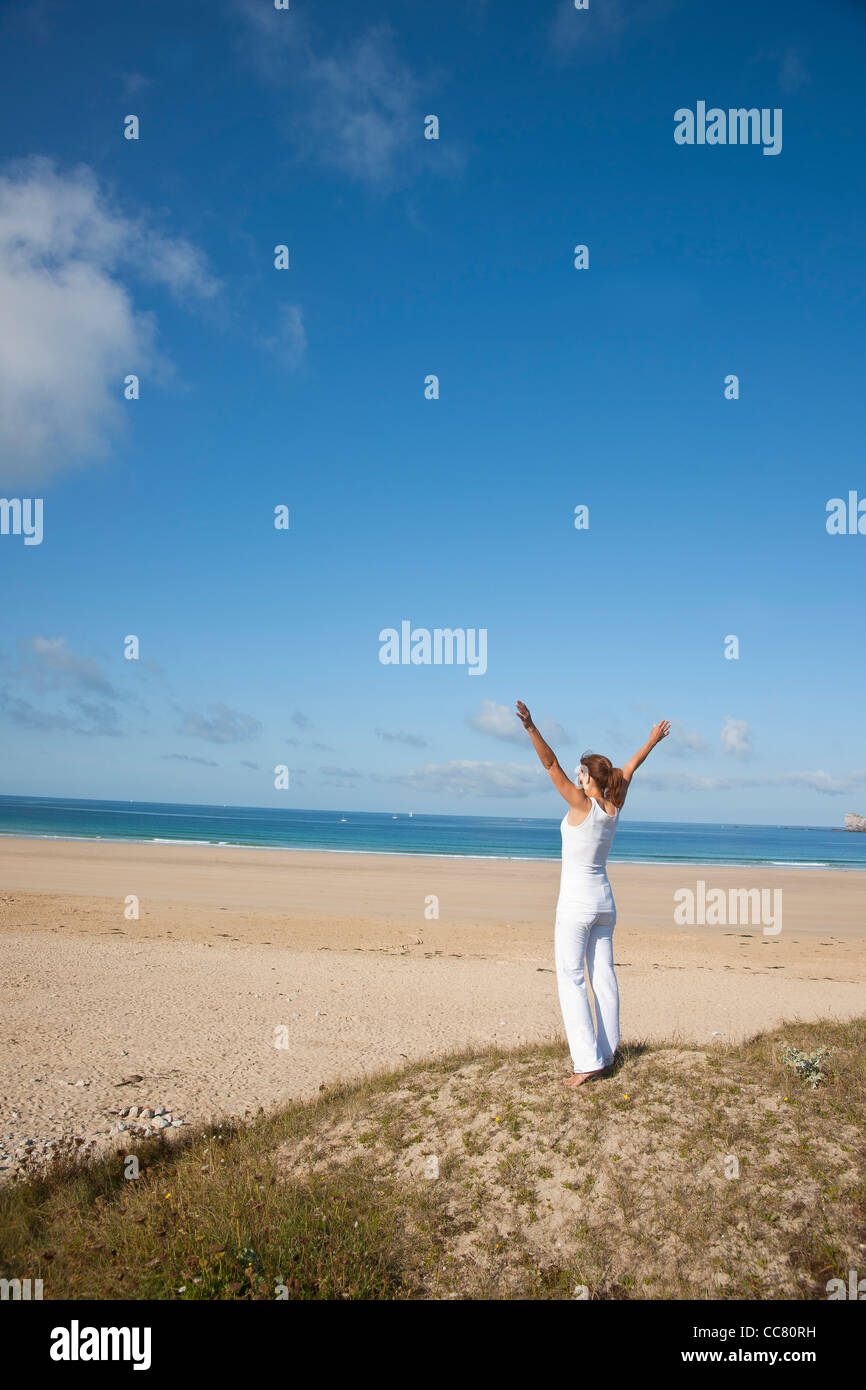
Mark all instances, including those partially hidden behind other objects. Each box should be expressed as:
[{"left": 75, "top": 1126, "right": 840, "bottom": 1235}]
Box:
[{"left": 844, "top": 813, "right": 866, "bottom": 832}]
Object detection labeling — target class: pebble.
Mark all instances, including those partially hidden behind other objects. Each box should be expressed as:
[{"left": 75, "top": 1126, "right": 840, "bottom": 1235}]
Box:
[
  {"left": 119, "top": 1110, "right": 184, "bottom": 1134},
  {"left": 1, "top": 1090, "right": 190, "bottom": 1168}
]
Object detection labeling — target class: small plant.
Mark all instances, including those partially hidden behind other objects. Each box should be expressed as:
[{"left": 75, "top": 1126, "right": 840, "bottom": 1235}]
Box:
[
  {"left": 240, "top": 1245, "right": 264, "bottom": 1281},
  {"left": 781, "top": 1045, "right": 832, "bottom": 1089}
]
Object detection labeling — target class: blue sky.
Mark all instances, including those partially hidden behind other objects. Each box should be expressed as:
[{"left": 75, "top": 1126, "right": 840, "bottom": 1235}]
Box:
[{"left": 1, "top": 0, "right": 864, "bottom": 824}]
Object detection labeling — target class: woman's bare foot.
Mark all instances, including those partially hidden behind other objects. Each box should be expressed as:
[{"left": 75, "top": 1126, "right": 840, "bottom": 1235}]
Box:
[{"left": 563, "top": 1069, "right": 602, "bottom": 1087}]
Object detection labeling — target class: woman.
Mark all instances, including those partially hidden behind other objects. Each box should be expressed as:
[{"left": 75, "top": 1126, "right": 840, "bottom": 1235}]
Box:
[{"left": 515, "top": 701, "right": 670, "bottom": 1087}]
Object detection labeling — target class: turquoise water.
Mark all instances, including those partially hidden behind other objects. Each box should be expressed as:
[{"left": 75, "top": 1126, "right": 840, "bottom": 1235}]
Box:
[{"left": 2, "top": 795, "right": 866, "bottom": 867}]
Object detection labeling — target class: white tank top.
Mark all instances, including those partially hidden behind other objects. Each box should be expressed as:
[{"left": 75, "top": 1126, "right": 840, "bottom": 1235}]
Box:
[{"left": 557, "top": 797, "right": 619, "bottom": 913}]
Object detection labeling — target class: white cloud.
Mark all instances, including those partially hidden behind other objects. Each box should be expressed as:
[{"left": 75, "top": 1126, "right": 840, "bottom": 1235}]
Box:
[
  {"left": 394, "top": 760, "right": 545, "bottom": 800},
  {"left": 122, "top": 72, "right": 154, "bottom": 96},
  {"left": 666, "top": 718, "right": 709, "bottom": 757},
  {"left": 320, "top": 764, "right": 361, "bottom": 787},
  {"left": 376, "top": 727, "right": 428, "bottom": 749},
  {"left": 468, "top": 700, "right": 570, "bottom": 745},
  {"left": 0, "top": 634, "right": 125, "bottom": 736},
  {"left": 302, "top": 27, "right": 417, "bottom": 185},
  {"left": 720, "top": 716, "right": 752, "bottom": 760},
  {"left": 539, "top": 715, "right": 571, "bottom": 744},
  {"left": 550, "top": 0, "right": 625, "bottom": 57},
  {"left": 467, "top": 699, "right": 524, "bottom": 743},
  {"left": 17, "top": 635, "right": 117, "bottom": 696},
  {"left": 778, "top": 47, "right": 809, "bottom": 93},
  {"left": 0, "top": 688, "right": 121, "bottom": 736},
  {"left": 780, "top": 769, "right": 866, "bottom": 794},
  {"left": 161, "top": 752, "right": 219, "bottom": 767},
  {"left": 261, "top": 303, "right": 306, "bottom": 368},
  {"left": 0, "top": 157, "right": 219, "bottom": 483},
  {"left": 748, "top": 45, "right": 810, "bottom": 95},
  {"left": 278, "top": 304, "right": 306, "bottom": 366},
  {"left": 640, "top": 770, "right": 866, "bottom": 796},
  {"left": 550, "top": 0, "right": 675, "bottom": 64},
  {"left": 234, "top": 5, "right": 450, "bottom": 189},
  {"left": 178, "top": 703, "right": 261, "bottom": 744}
]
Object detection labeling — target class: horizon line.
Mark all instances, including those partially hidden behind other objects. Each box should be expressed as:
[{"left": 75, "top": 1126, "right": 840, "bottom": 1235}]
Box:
[{"left": 0, "top": 791, "right": 856, "bottom": 833}]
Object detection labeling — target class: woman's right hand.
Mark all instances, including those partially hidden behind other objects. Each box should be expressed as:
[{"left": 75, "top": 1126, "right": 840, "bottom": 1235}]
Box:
[{"left": 515, "top": 700, "right": 533, "bottom": 730}]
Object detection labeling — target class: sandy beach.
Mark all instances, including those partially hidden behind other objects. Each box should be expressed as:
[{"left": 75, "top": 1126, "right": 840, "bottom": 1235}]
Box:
[{"left": 1, "top": 836, "right": 864, "bottom": 1174}]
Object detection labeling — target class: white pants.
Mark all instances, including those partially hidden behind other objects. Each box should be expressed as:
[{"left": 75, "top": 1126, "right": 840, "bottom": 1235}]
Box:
[{"left": 554, "top": 906, "right": 619, "bottom": 1073}]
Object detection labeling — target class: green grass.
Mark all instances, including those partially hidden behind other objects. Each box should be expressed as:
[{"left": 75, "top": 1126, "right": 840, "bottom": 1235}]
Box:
[{"left": 1, "top": 1017, "right": 864, "bottom": 1300}]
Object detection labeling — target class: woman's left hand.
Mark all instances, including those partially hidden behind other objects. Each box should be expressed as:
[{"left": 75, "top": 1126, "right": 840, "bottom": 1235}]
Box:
[{"left": 515, "top": 700, "right": 533, "bottom": 730}]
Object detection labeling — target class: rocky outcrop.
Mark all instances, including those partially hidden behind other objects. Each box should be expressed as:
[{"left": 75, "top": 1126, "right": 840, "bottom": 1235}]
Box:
[{"left": 844, "top": 813, "right": 866, "bottom": 832}]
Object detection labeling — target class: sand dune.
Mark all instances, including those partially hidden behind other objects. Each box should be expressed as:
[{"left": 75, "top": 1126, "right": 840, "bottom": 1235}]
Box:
[{"left": 0, "top": 838, "right": 863, "bottom": 1177}]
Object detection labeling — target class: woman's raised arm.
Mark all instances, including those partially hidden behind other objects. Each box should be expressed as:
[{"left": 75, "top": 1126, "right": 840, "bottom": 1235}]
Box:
[
  {"left": 515, "top": 700, "right": 584, "bottom": 807},
  {"left": 622, "top": 720, "right": 671, "bottom": 786}
]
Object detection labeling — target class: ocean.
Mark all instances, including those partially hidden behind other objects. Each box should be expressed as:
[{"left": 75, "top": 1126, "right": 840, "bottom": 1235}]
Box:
[{"left": 1, "top": 795, "right": 866, "bottom": 868}]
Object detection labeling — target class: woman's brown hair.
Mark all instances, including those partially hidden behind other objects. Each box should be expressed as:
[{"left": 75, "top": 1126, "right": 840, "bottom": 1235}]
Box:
[{"left": 580, "top": 752, "right": 627, "bottom": 810}]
